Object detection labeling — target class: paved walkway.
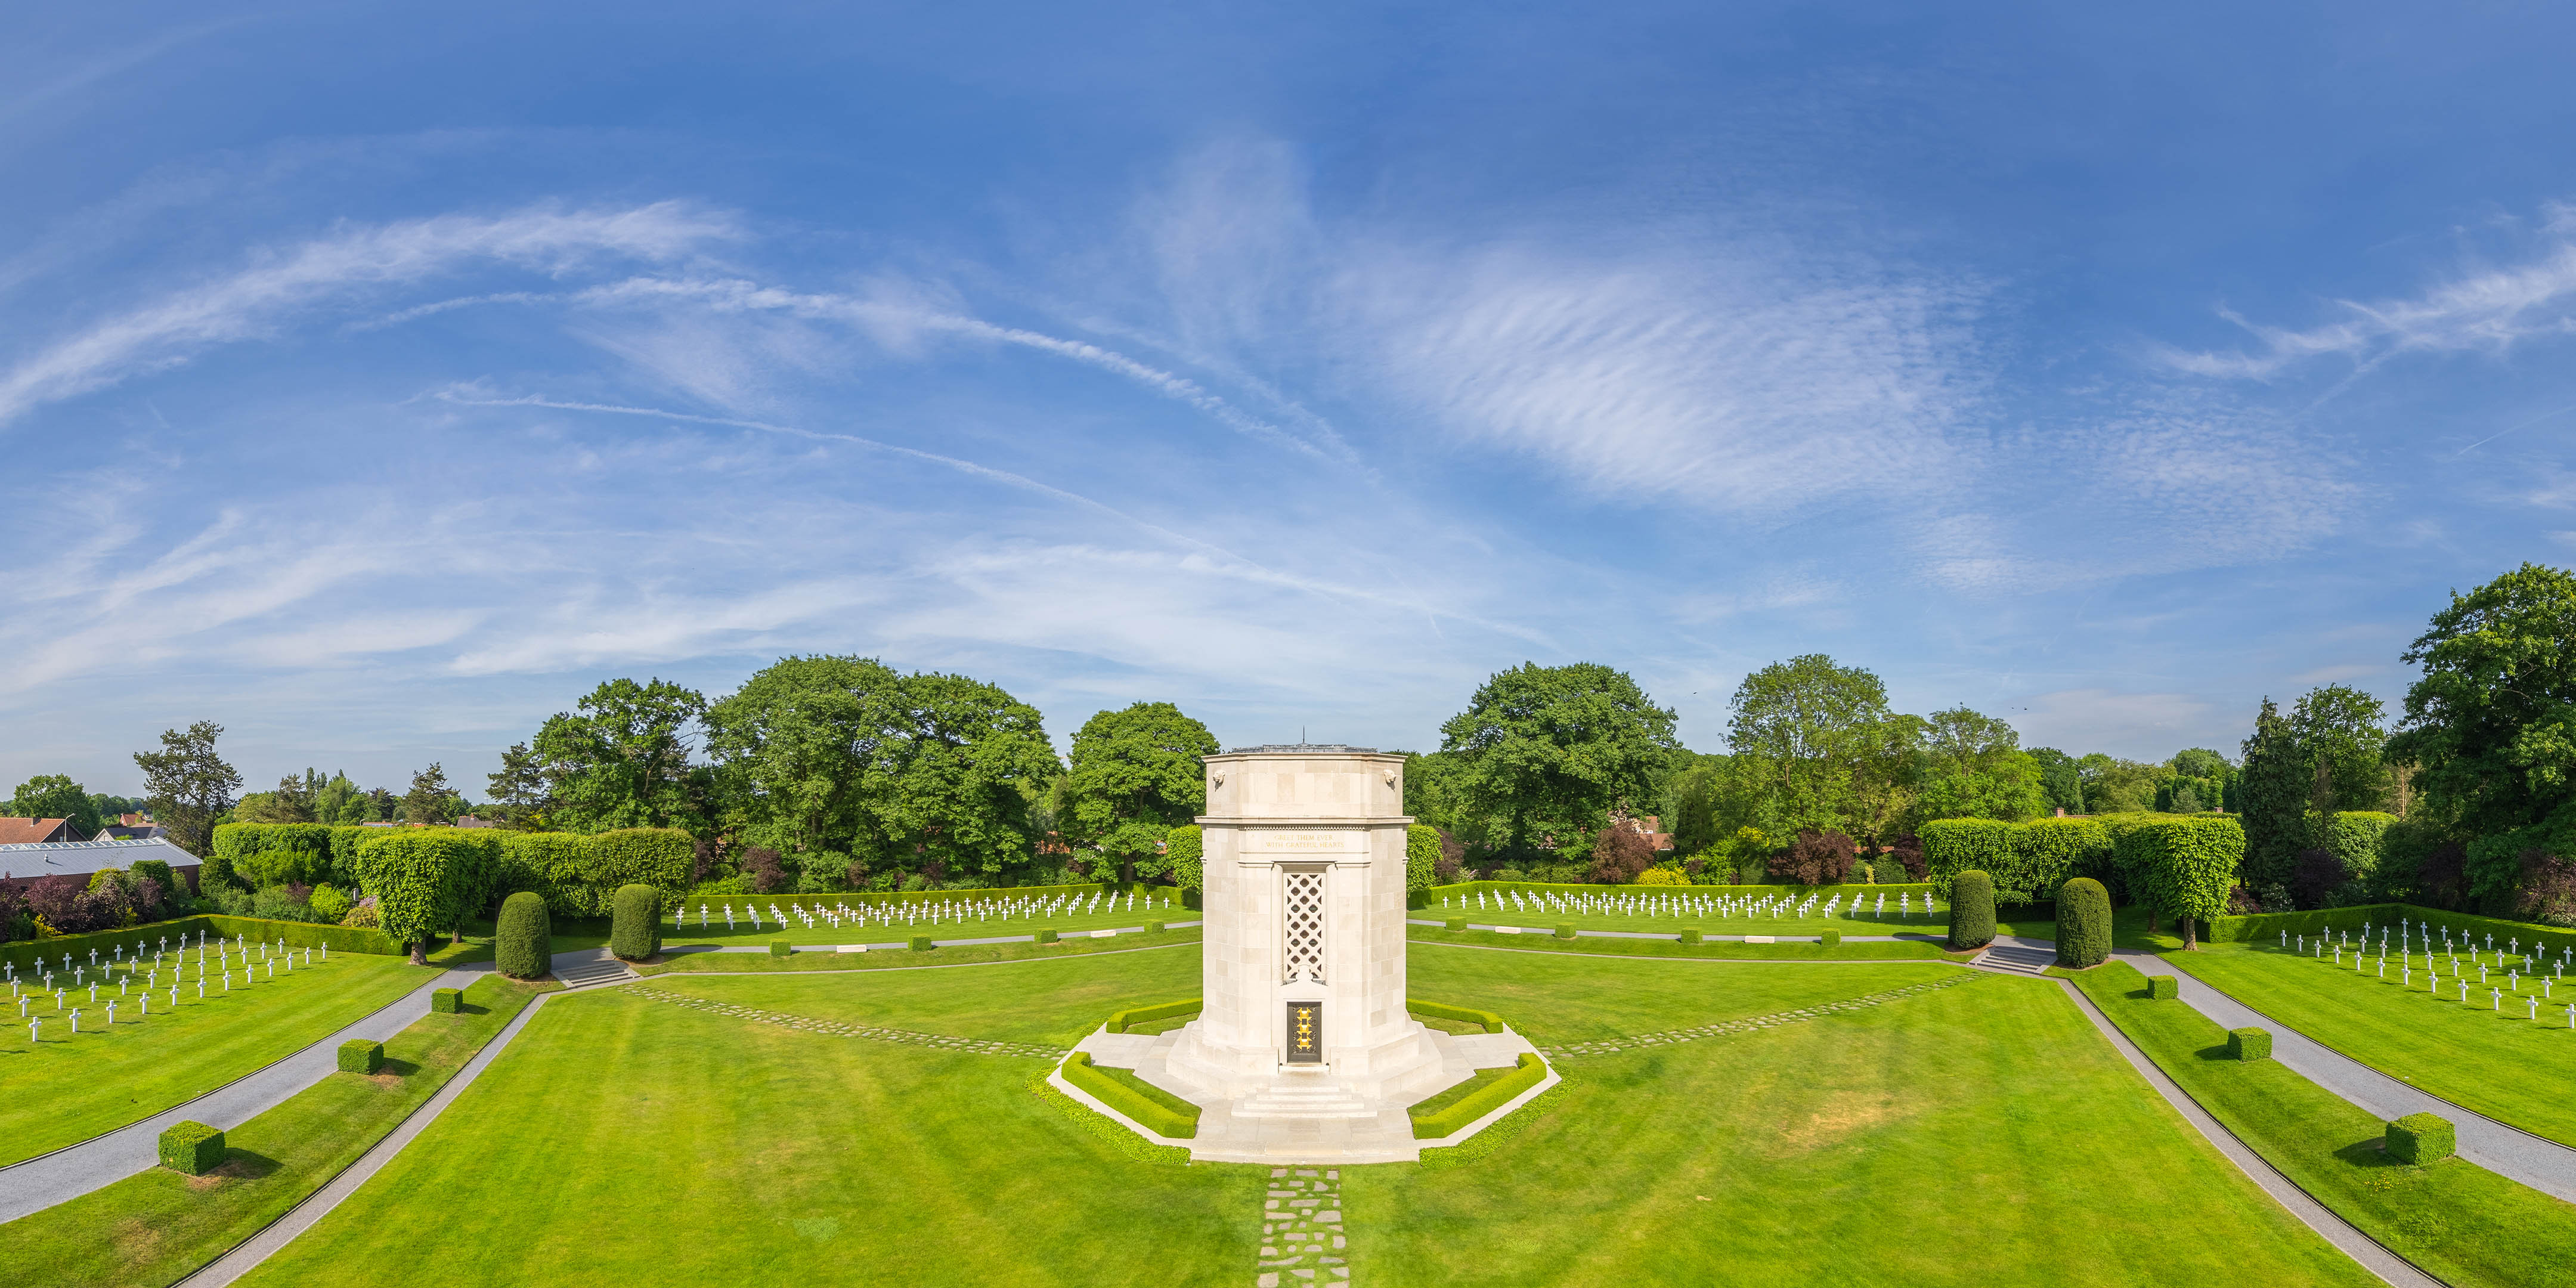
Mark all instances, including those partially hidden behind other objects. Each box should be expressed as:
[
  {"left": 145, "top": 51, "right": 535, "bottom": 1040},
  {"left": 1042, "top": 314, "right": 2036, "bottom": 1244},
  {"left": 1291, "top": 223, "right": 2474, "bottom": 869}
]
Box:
[
  {"left": 0, "top": 960, "right": 493, "bottom": 1224},
  {"left": 1965, "top": 950, "right": 2437, "bottom": 1288},
  {"left": 2110, "top": 943, "right": 2576, "bottom": 1202}
]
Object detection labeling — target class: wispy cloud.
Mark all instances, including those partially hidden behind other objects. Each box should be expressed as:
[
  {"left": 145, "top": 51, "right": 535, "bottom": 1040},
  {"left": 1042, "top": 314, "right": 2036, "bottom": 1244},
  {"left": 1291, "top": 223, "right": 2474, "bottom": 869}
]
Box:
[
  {"left": 0, "top": 203, "right": 735, "bottom": 425},
  {"left": 2158, "top": 222, "right": 2576, "bottom": 380}
]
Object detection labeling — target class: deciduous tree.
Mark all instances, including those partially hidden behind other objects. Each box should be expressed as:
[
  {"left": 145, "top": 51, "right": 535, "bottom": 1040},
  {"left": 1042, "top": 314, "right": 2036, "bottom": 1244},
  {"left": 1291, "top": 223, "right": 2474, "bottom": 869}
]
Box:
[
  {"left": 1439, "top": 662, "right": 1679, "bottom": 856},
  {"left": 1061, "top": 702, "right": 1218, "bottom": 884},
  {"left": 6, "top": 775, "right": 102, "bottom": 838}
]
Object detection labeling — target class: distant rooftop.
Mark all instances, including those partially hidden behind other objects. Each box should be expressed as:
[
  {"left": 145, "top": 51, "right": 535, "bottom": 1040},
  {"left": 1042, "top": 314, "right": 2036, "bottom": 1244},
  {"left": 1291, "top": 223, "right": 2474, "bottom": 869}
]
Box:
[{"left": 1224, "top": 744, "right": 1380, "bottom": 754}]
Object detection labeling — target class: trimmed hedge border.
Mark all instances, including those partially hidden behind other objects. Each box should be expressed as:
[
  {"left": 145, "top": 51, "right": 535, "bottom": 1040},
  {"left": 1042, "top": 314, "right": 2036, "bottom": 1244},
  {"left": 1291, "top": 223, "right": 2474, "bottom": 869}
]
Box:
[
  {"left": 158, "top": 1120, "right": 224, "bottom": 1175},
  {"left": 673, "top": 882, "right": 1185, "bottom": 914},
  {"left": 1061, "top": 1052, "right": 1199, "bottom": 1139},
  {"left": 1411, "top": 1052, "right": 1547, "bottom": 1139},
  {"left": 0, "top": 914, "right": 404, "bottom": 977},
  {"left": 1107, "top": 998, "right": 1202, "bottom": 1034},
  {"left": 1407, "top": 998, "right": 1507, "bottom": 1034},
  {"left": 337, "top": 1038, "right": 384, "bottom": 1074},
  {"left": 2387, "top": 1112, "right": 2455, "bottom": 1165}
]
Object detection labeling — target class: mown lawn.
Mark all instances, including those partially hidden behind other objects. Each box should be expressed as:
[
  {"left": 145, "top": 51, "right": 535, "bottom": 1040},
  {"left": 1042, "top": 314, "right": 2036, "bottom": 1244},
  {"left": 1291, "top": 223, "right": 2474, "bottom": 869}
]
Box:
[
  {"left": 2156, "top": 938, "right": 2576, "bottom": 1146},
  {"left": 0, "top": 974, "right": 555, "bottom": 1288},
  {"left": 0, "top": 949, "right": 447, "bottom": 1165},
  {"left": 1426, "top": 890, "right": 1946, "bottom": 937},
  {"left": 237, "top": 945, "right": 2376, "bottom": 1286},
  {"left": 2067, "top": 959, "right": 2576, "bottom": 1288},
  {"left": 635, "top": 928, "right": 1204, "bottom": 976}
]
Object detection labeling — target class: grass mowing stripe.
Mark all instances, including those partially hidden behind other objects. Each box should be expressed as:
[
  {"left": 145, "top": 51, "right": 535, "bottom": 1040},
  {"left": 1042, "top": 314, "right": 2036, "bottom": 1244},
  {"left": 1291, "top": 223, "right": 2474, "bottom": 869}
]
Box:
[
  {"left": 0, "top": 973, "right": 555, "bottom": 1288},
  {"left": 2063, "top": 959, "right": 2576, "bottom": 1288},
  {"left": 1538, "top": 973, "right": 1979, "bottom": 1056},
  {"left": 620, "top": 986, "right": 1066, "bottom": 1058}
]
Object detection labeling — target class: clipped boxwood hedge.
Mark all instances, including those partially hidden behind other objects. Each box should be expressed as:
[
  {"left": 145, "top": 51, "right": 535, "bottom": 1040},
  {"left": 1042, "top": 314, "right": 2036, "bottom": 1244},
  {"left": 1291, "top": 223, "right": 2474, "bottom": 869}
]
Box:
[
  {"left": 159, "top": 1120, "right": 225, "bottom": 1175},
  {"left": 1, "top": 915, "right": 405, "bottom": 977},
  {"left": 1060, "top": 1052, "right": 1198, "bottom": 1139},
  {"left": 768, "top": 940, "right": 792, "bottom": 958},
  {"left": 908, "top": 935, "right": 933, "bottom": 952},
  {"left": 338, "top": 1038, "right": 384, "bottom": 1074},
  {"left": 609, "top": 883, "right": 661, "bottom": 962},
  {"left": 1411, "top": 1052, "right": 1548, "bottom": 1140},
  {"left": 494, "top": 891, "right": 551, "bottom": 980},
  {"left": 2056, "top": 877, "right": 2112, "bottom": 968},
  {"left": 2387, "top": 1112, "right": 2455, "bottom": 1164},
  {"left": 1406, "top": 998, "right": 1506, "bottom": 1034},
  {"left": 2148, "top": 975, "right": 2179, "bottom": 999},
  {"left": 1108, "top": 998, "right": 1203, "bottom": 1033},
  {"left": 1948, "top": 871, "right": 1996, "bottom": 950},
  {"left": 2227, "top": 1027, "right": 2272, "bottom": 1061},
  {"left": 1820, "top": 930, "right": 1841, "bottom": 947},
  {"left": 1035, "top": 928, "right": 1059, "bottom": 944},
  {"left": 1553, "top": 922, "right": 1575, "bottom": 940},
  {"left": 431, "top": 987, "right": 463, "bottom": 1014},
  {"left": 1679, "top": 927, "right": 1702, "bottom": 945}
]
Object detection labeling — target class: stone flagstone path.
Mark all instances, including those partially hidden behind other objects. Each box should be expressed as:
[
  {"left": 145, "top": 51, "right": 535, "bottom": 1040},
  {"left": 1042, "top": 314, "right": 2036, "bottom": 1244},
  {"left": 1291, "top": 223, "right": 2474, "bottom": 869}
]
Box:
[
  {"left": 1538, "top": 973, "right": 1978, "bottom": 1058},
  {"left": 621, "top": 986, "right": 1067, "bottom": 1059},
  {"left": 1255, "top": 1166, "right": 1349, "bottom": 1287}
]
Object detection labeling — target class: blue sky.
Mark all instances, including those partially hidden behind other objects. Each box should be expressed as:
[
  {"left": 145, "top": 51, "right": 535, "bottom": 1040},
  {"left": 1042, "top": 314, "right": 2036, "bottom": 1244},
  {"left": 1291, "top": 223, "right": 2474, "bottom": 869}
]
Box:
[{"left": 7, "top": 1, "right": 2576, "bottom": 798}]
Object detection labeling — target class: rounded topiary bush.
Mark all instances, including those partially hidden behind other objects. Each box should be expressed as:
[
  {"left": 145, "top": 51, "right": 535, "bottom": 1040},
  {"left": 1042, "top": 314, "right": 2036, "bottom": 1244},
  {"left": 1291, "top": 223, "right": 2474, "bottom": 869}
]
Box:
[
  {"left": 495, "top": 891, "right": 552, "bottom": 980},
  {"left": 609, "top": 883, "right": 661, "bottom": 962},
  {"left": 1949, "top": 870, "right": 1996, "bottom": 950},
  {"left": 2056, "top": 877, "right": 2112, "bottom": 968}
]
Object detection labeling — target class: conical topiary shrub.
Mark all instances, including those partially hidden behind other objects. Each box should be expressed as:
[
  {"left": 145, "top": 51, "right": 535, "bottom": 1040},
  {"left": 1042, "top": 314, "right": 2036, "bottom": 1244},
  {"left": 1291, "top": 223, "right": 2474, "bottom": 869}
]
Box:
[
  {"left": 2056, "top": 877, "right": 2111, "bottom": 968},
  {"left": 609, "top": 883, "right": 661, "bottom": 962},
  {"left": 1949, "top": 871, "right": 1995, "bottom": 950},
  {"left": 496, "top": 891, "right": 552, "bottom": 980}
]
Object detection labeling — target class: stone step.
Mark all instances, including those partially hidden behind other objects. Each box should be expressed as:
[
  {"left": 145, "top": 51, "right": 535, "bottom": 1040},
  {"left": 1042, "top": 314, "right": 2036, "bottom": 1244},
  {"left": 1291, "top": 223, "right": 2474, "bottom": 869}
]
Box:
[
  {"left": 1980, "top": 943, "right": 2056, "bottom": 974},
  {"left": 1231, "top": 1083, "right": 1376, "bottom": 1120},
  {"left": 554, "top": 955, "right": 638, "bottom": 988}
]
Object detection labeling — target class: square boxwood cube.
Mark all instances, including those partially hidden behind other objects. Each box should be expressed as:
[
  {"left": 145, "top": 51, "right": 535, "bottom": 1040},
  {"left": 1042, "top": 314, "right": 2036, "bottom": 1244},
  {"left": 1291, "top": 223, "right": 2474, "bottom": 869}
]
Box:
[
  {"left": 337, "top": 1039, "right": 384, "bottom": 1075},
  {"left": 1554, "top": 922, "right": 1576, "bottom": 940},
  {"left": 1821, "top": 930, "right": 1842, "bottom": 948},
  {"left": 2387, "top": 1112, "right": 2455, "bottom": 1165},
  {"left": 159, "top": 1120, "right": 225, "bottom": 1175},
  {"left": 1679, "top": 927, "right": 1702, "bottom": 945},
  {"left": 2148, "top": 975, "right": 2180, "bottom": 999},
  {"left": 429, "top": 987, "right": 462, "bottom": 1014},
  {"left": 2227, "top": 1027, "right": 2272, "bottom": 1061},
  {"left": 1035, "top": 928, "right": 1059, "bottom": 944},
  {"left": 1446, "top": 917, "right": 1467, "bottom": 931},
  {"left": 1146, "top": 920, "right": 1166, "bottom": 934},
  {"left": 768, "top": 940, "right": 792, "bottom": 958},
  {"left": 908, "top": 934, "right": 933, "bottom": 952}
]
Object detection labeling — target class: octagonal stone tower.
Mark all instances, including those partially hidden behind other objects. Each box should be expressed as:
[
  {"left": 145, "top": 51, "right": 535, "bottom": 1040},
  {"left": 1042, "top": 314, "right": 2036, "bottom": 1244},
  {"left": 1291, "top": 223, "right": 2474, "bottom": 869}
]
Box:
[{"left": 1160, "top": 745, "right": 1446, "bottom": 1106}]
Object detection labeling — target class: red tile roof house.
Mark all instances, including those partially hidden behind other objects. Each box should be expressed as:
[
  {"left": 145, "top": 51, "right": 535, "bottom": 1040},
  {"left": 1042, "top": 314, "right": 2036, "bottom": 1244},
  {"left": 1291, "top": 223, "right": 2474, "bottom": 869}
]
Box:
[{"left": 0, "top": 818, "right": 83, "bottom": 846}]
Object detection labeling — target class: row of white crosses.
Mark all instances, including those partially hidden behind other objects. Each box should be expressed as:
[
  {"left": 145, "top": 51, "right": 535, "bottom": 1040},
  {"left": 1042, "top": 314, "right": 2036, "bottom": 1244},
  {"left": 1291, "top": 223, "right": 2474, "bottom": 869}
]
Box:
[
  {"left": 673, "top": 888, "right": 1174, "bottom": 934},
  {"left": 10, "top": 928, "right": 330, "bottom": 1044},
  {"left": 1445, "top": 886, "right": 1937, "bottom": 922},
  {"left": 2281, "top": 915, "right": 2576, "bottom": 1024}
]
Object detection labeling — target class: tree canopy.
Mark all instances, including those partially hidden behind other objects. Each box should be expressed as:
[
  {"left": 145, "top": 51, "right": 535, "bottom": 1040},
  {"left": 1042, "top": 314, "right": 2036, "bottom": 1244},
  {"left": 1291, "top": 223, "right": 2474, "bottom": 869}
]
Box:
[
  {"left": 133, "top": 721, "right": 240, "bottom": 859},
  {"left": 1725, "top": 654, "right": 1914, "bottom": 837},
  {"left": 1061, "top": 701, "right": 1218, "bottom": 883},
  {"left": 6, "top": 774, "right": 101, "bottom": 837},
  {"left": 1914, "top": 706, "right": 2048, "bottom": 824},
  {"left": 532, "top": 678, "right": 710, "bottom": 833},
  {"left": 1438, "top": 662, "right": 1678, "bottom": 854}
]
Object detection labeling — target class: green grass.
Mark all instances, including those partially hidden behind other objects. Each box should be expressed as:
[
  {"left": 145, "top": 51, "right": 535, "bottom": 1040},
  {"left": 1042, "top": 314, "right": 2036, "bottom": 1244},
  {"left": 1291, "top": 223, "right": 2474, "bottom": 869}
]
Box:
[
  {"left": 1407, "top": 926, "right": 1971, "bottom": 964},
  {"left": 232, "top": 943, "right": 2374, "bottom": 1286},
  {"left": 633, "top": 930, "right": 1203, "bottom": 976},
  {"left": 0, "top": 949, "right": 448, "bottom": 1165},
  {"left": 234, "top": 964, "right": 1261, "bottom": 1286},
  {"left": 1346, "top": 957, "right": 2373, "bottom": 1285},
  {"left": 2151, "top": 937, "right": 2576, "bottom": 1147},
  {"left": 0, "top": 973, "right": 555, "bottom": 1288},
  {"left": 2064, "top": 959, "right": 2576, "bottom": 1288}
]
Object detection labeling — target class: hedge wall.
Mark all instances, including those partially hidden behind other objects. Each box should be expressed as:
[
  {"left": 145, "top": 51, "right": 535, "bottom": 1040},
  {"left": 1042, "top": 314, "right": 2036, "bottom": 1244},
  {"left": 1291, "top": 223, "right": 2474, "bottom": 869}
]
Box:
[
  {"left": 354, "top": 831, "right": 496, "bottom": 958},
  {"left": 1426, "top": 880, "right": 1931, "bottom": 903},
  {"left": 1411, "top": 1052, "right": 1549, "bottom": 1140},
  {"left": 217, "top": 823, "right": 696, "bottom": 923},
  {"left": 2114, "top": 816, "right": 2245, "bottom": 946},
  {"left": 671, "top": 883, "right": 1176, "bottom": 915},
  {"left": 1919, "top": 817, "right": 2114, "bottom": 903},
  {"left": 1061, "top": 1052, "right": 1199, "bottom": 1139}
]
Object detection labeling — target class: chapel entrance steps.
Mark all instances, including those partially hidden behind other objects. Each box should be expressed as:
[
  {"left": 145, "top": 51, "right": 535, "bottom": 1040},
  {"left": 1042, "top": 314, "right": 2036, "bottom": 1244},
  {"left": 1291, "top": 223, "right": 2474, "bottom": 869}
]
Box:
[
  {"left": 1230, "top": 1076, "right": 1376, "bottom": 1120},
  {"left": 1978, "top": 939, "right": 2058, "bottom": 974},
  {"left": 551, "top": 948, "right": 638, "bottom": 989}
]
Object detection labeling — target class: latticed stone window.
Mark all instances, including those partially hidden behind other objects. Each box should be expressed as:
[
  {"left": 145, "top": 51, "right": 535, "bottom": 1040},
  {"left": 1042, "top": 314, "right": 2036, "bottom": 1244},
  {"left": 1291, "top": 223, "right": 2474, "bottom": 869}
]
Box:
[{"left": 1283, "top": 870, "right": 1326, "bottom": 982}]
